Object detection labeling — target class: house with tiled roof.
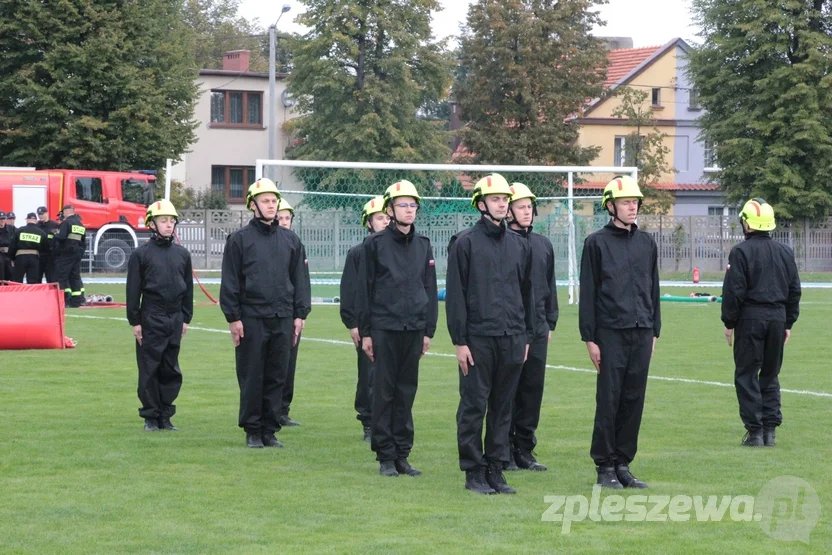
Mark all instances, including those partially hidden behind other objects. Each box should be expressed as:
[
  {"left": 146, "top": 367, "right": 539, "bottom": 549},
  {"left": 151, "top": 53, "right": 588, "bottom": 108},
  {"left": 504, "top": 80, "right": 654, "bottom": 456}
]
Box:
[{"left": 574, "top": 38, "right": 727, "bottom": 215}]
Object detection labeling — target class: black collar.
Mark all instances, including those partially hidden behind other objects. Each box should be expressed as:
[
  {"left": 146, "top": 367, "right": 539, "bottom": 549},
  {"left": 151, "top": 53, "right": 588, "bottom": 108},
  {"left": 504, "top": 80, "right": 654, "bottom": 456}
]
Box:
[
  {"left": 478, "top": 215, "right": 506, "bottom": 237},
  {"left": 250, "top": 217, "right": 279, "bottom": 234}
]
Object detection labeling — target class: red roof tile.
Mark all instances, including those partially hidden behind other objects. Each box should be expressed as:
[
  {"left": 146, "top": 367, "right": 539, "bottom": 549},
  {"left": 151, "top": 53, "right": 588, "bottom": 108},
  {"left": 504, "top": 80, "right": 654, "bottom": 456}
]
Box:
[{"left": 604, "top": 46, "right": 662, "bottom": 87}]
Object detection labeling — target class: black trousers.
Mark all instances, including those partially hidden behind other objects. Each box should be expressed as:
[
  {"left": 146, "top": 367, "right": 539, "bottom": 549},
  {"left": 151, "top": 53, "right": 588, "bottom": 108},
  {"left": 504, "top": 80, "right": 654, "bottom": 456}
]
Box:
[
  {"left": 733, "top": 319, "right": 785, "bottom": 431},
  {"left": 55, "top": 251, "right": 84, "bottom": 306},
  {"left": 355, "top": 345, "right": 374, "bottom": 427},
  {"left": 235, "top": 315, "right": 293, "bottom": 435},
  {"left": 457, "top": 334, "right": 525, "bottom": 471},
  {"left": 590, "top": 327, "right": 654, "bottom": 467},
  {"left": 39, "top": 253, "right": 55, "bottom": 283},
  {"left": 136, "top": 311, "right": 184, "bottom": 420},
  {"left": 13, "top": 254, "right": 40, "bottom": 284},
  {"left": 509, "top": 337, "right": 549, "bottom": 453},
  {"left": 370, "top": 329, "right": 422, "bottom": 462},
  {"left": 280, "top": 332, "right": 301, "bottom": 417},
  {"left": 0, "top": 253, "right": 9, "bottom": 280}
]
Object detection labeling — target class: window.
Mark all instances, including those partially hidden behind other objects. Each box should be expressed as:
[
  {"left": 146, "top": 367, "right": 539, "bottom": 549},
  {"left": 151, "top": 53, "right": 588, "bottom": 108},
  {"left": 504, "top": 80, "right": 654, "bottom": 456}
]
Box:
[
  {"left": 704, "top": 139, "right": 719, "bottom": 170},
  {"left": 614, "top": 136, "right": 641, "bottom": 167},
  {"left": 209, "top": 91, "right": 263, "bottom": 127},
  {"left": 122, "top": 179, "right": 153, "bottom": 206},
  {"left": 689, "top": 88, "right": 700, "bottom": 110},
  {"left": 614, "top": 136, "right": 627, "bottom": 167},
  {"left": 211, "top": 166, "right": 256, "bottom": 201},
  {"left": 75, "top": 177, "right": 103, "bottom": 203},
  {"left": 709, "top": 206, "right": 738, "bottom": 217},
  {"left": 651, "top": 88, "right": 661, "bottom": 106}
]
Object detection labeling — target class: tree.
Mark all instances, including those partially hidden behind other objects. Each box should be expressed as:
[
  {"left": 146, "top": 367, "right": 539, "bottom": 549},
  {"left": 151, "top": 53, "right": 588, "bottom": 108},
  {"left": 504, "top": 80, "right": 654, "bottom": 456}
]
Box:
[
  {"left": 687, "top": 0, "right": 832, "bottom": 219},
  {"left": 183, "top": 0, "right": 269, "bottom": 72},
  {"left": 454, "top": 0, "right": 608, "bottom": 167},
  {"left": 0, "top": 0, "right": 198, "bottom": 171},
  {"left": 285, "top": 0, "right": 453, "bottom": 163},
  {"left": 610, "top": 87, "right": 676, "bottom": 214}
]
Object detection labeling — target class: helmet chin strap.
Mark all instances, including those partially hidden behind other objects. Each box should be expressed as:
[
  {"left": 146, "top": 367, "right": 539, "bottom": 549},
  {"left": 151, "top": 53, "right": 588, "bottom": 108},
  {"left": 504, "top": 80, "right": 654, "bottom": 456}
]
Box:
[
  {"left": 479, "top": 198, "right": 504, "bottom": 224},
  {"left": 508, "top": 205, "right": 535, "bottom": 231},
  {"left": 253, "top": 198, "right": 276, "bottom": 224},
  {"left": 151, "top": 218, "right": 176, "bottom": 244}
]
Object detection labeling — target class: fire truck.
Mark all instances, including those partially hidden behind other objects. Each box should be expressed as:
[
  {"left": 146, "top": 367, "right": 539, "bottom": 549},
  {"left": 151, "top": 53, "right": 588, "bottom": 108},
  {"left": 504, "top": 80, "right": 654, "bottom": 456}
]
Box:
[{"left": 0, "top": 168, "right": 155, "bottom": 272}]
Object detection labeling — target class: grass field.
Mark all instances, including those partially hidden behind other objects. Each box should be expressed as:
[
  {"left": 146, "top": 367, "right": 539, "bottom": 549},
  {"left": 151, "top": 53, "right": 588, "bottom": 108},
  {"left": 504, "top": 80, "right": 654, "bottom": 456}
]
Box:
[{"left": 2, "top": 284, "right": 830, "bottom": 553}]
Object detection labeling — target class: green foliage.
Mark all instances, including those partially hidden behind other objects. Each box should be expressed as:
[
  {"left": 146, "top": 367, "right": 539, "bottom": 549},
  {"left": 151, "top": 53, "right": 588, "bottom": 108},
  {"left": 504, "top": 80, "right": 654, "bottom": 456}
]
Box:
[
  {"left": 687, "top": 0, "right": 832, "bottom": 219},
  {"left": 610, "top": 87, "right": 676, "bottom": 214},
  {"left": 0, "top": 0, "right": 198, "bottom": 172},
  {"left": 286, "top": 0, "right": 453, "bottom": 164},
  {"left": 183, "top": 0, "right": 269, "bottom": 72},
  {"left": 184, "top": 189, "right": 230, "bottom": 210},
  {"left": 454, "top": 0, "right": 608, "bottom": 166}
]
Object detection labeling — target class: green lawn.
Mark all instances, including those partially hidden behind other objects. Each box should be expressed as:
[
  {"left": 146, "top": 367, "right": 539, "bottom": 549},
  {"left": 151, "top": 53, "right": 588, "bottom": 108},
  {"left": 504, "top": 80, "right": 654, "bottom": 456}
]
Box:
[{"left": 1, "top": 285, "right": 830, "bottom": 553}]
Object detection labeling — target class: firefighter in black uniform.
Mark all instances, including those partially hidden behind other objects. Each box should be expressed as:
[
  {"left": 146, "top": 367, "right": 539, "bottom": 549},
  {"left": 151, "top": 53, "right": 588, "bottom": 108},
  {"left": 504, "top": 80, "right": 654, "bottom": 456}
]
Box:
[
  {"left": 220, "top": 178, "right": 311, "bottom": 449},
  {"left": 504, "top": 183, "right": 558, "bottom": 472},
  {"left": 54, "top": 205, "right": 86, "bottom": 307},
  {"left": 0, "top": 211, "right": 10, "bottom": 281},
  {"left": 722, "top": 198, "right": 801, "bottom": 447},
  {"left": 10, "top": 213, "right": 48, "bottom": 283},
  {"left": 276, "top": 198, "right": 308, "bottom": 428},
  {"left": 446, "top": 173, "right": 535, "bottom": 495},
  {"left": 340, "top": 195, "right": 389, "bottom": 442},
  {"left": 2, "top": 211, "right": 15, "bottom": 278},
  {"left": 126, "top": 200, "right": 194, "bottom": 432},
  {"left": 37, "top": 206, "right": 59, "bottom": 283},
  {"left": 579, "top": 176, "right": 660, "bottom": 490},
  {"left": 358, "top": 181, "right": 438, "bottom": 478}
]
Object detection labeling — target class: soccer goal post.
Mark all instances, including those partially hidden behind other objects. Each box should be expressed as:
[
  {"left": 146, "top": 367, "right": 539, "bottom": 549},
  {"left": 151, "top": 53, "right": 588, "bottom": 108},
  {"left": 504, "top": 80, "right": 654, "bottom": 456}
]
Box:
[{"left": 257, "top": 159, "right": 637, "bottom": 305}]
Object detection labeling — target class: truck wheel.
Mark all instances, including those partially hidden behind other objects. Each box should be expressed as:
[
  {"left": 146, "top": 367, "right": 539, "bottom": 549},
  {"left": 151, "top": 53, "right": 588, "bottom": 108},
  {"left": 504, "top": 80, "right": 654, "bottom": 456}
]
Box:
[{"left": 97, "top": 238, "right": 132, "bottom": 273}]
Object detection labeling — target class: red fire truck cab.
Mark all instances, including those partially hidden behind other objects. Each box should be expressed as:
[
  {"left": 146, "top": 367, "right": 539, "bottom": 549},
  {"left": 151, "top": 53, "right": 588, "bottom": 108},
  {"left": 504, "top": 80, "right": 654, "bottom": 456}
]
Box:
[{"left": 0, "top": 168, "right": 155, "bottom": 271}]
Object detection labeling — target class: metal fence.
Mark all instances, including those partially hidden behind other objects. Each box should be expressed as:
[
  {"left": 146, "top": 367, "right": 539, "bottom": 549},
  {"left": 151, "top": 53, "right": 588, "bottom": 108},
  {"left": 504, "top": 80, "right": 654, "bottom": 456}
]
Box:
[{"left": 169, "top": 210, "right": 832, "bottom": 275}]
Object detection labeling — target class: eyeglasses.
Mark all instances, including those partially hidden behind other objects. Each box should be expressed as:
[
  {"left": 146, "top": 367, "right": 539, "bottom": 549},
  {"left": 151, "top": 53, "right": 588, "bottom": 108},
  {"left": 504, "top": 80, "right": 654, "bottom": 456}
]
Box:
[{"left": 393, "top": 203, "right": 419, "bottom": 209}]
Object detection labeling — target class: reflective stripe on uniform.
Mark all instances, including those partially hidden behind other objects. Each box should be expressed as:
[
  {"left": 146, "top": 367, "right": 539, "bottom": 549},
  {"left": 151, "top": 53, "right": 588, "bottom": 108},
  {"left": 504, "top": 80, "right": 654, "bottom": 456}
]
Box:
[
  {"left": 0, "top": 247, "right": 7, "bottom": 253},
  {"left": 19, "top": 232, "right": 41, "bottom": 243},
  {"left": 15, "top": 249, "right": 38, "bottom": 256},
  {"left": 68, "top": 233, "right": 83, "bottom": 241}
]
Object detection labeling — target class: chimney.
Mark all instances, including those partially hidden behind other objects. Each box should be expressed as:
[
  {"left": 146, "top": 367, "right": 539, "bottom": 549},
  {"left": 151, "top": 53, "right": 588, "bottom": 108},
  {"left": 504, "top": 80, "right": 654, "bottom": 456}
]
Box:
[{"left": 222, "top": 50, "right": 251, "bottom": 72}]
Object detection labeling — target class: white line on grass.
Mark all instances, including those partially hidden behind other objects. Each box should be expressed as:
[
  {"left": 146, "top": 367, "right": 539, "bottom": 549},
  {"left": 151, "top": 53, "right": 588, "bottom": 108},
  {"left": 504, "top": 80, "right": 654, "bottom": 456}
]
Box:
[{"left": 67, "top": 314, "right": 832, "bottom": 399}]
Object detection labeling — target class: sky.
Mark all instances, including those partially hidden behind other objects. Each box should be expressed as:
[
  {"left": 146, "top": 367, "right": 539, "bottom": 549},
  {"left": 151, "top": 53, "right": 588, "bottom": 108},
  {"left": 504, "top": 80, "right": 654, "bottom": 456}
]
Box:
[{"left": 238, "top": 0, "right": 701, "bottom": 48}]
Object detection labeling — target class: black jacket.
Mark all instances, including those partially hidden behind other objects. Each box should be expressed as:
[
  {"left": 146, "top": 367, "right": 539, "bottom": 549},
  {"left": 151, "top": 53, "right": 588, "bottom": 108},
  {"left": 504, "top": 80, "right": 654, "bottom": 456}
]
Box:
[
  {"left": 340, "top": 241, "right": 364, "bottom": 330},
  {"left": 54, "top": 214, "right": 86, "bottom": 255},
  {"left": 357, "top": 222, "right": 438, "bottom": 338},
  {"left": 0, "top": 225, "right": 13, "bottom": 254},
  {"left": 126, "top": 236, "right": 194, "bottom": 326},
  {"left": 220, "top": 218, "right": 312, "bottom": 323},
  {"left": 10, "top": 223, "right": 48, "bottom": 257},
  {"left": 579, "top": 221, "right": 661, "bottom": 342},
  {"left": 721, "top": 233, "right": 801, "bottom": 329},
  {"left": 446, "top": 216, "right": 535, "bottom": 345},
  {"left": 509, "top": 226, "right": 558, "bottom": 340},
  {"left": 37, "top": 219, "right": 60, "bottom": 254}
]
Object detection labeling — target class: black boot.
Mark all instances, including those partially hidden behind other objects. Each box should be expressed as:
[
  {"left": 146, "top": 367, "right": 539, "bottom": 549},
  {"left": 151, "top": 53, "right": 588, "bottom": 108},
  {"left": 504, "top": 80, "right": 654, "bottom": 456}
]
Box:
[
  {"left": 159, "top": 419, "right": 178, "bottom": 431},
  {"left": 515, "top": 448, "right": 547, "bottom": 471},
  {"left": 395, "top": 458, "right": 422, "bottom": 476},
  {"left": 246, "top": 433, "right": 264, "bottom": 448},
  {"left": 741, "top": 429, "right": 763, "bottom": 447},
  {"left": 262, "top": 433, "right": 284, "bottom": 448},
  {"left": 615, "top": 464, "right": 648, "bottom": 488},
  {"left": 596, "top": 466, "right": 624, "bottom": 489},
  {"left": 504, "top": 450, "right": 519, "bottom": 471},
  {"left": 144, "top": 419, "right": 160, "bottom": 432},
  {"left": 362, "top": 425, "right": 372, "bottom": 442},
  {"left": 379, "top": 460, "right": 399, "bottom": 477},
  {"left": 485, "top": 463, "right": 517, "bottom": 494},
  {"left": 279, "top": 415, "right": 300, "bottom": 427},
  {"left": 763, "top": 427, "right": 776, "bottom": 447},
  {"left": 464, "top": 467, "right": 496, "bottom": 494}
]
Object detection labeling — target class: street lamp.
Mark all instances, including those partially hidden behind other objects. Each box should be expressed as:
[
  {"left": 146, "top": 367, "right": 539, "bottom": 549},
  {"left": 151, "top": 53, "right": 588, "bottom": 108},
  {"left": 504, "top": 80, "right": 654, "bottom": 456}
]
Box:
[{"left": 268, "top": 4, "right": 292, "bottom": 162}]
